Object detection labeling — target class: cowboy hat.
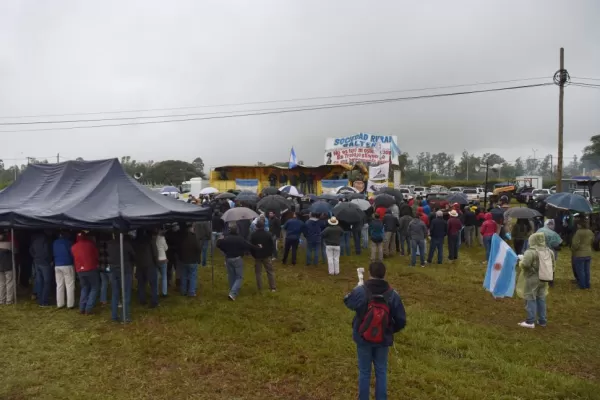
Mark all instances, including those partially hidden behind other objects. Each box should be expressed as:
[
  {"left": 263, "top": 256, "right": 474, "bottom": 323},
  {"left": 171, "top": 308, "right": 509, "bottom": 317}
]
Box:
[
  {"left": 328, "top": 216, "right": 339, "bottom": 226},
  {"left": 449, "top": 210, "right": 459, "bottom": 217}
]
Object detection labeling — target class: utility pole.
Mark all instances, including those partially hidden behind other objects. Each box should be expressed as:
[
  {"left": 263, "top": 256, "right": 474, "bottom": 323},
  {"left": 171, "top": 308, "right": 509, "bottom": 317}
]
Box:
[
  {"left": 57, "top": 153, "right": 60, "bottom": 163},
  {"left": 555, "top": 47, "right": 567, "bottom": 192},
  {"left": 466, "top": 156, "right": 469, "bottom": 181}
]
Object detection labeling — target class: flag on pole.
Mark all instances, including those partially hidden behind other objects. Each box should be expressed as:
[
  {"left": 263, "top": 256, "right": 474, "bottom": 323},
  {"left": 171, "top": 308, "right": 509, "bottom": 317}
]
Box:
[
  {"left": 483, "top": 234, "right": 518, "bottom": 298},
  {"left": 289, "top": 147, "right": 298, "bottom": 169},
  {"left": 391, "top": 138, "right": 401, "bottom": 159}
]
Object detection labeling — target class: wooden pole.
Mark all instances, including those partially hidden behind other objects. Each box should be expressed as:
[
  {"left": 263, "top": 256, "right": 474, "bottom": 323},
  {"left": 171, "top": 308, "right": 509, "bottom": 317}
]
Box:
[{"left": 557, "top": 48, "right": 565, "bottom": 192}]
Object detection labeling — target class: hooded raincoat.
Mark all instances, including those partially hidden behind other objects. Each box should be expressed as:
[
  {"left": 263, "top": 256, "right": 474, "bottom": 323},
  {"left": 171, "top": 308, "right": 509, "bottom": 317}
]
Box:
[{"left": 520, "top": 232, "right": 554, "bottom": 300}]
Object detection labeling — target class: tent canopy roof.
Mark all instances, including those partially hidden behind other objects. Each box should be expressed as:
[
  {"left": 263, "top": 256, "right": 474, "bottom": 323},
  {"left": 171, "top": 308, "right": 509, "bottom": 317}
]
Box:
[{"left": 0, "top": 159, "right": 211, "bottom": 229}]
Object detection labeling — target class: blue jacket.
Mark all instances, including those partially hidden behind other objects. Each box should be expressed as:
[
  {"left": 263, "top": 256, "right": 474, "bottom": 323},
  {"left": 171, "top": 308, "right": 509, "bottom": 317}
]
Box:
[
  {"left": 304, "top": 218, "right": 322, "bottom": 244},
  {"left": 344, "top": 279, "right": 406, "bottom": 347},
  {"left": 53, "top": 237, "right": 74, "bottom": 266},
  {"left": 429, "top": 217, "right": 448, "bottom": 239},
  {"left": 421, "top": 200, "right": 431, "bottom": 217},
  {"left": 283, "top": 218, "right": 305, "bottom": 240}
]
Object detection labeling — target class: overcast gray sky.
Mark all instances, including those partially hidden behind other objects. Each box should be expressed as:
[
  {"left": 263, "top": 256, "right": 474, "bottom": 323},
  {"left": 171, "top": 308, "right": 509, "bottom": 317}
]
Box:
[{"left": 1, "top": 0, "right": 599, "bottom": 170}]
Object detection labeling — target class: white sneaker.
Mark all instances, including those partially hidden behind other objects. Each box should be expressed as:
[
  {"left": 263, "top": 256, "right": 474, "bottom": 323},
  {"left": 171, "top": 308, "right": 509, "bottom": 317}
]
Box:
[{"left": 518, "top": 321, "right": 535, "bottom": 329}]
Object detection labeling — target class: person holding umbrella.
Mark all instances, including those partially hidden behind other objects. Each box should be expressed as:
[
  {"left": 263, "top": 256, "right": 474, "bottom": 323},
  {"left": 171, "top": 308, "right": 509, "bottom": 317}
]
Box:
[
  {"left": 268, "top": 211, "right": 281, "bottom": 261},
  {"left": 382, "top": 210, "right": 399, "bottom": 258},
  {"left": 571, "top": 219, "right": 593, "bottom": 289}
]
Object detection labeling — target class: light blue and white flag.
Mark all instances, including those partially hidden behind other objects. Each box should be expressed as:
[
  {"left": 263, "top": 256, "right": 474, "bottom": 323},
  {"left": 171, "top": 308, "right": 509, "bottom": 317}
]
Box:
[
  {"left": 321, "top": 179, "right": 349, "bottom": 194},
  {"left": 289, "top": 147, "right": 298, "bottom": 169},
  {"left": 483, "top": 234, "right": 518, "bottom": 298},
  {"left": 391, "top": 138, "right": 401, "bottom": 159}
]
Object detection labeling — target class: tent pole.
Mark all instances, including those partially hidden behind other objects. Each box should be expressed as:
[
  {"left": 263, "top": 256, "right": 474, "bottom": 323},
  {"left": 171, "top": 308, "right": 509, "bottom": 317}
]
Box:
[
  {"left": 11, "top": 228, "right": 17, "bottom": 305},
  {"left": 120, "top": 233, "right": 126, "bottom": 324},
  {"left": 210, "top": 221, "right": 214, "bottom": 290}
]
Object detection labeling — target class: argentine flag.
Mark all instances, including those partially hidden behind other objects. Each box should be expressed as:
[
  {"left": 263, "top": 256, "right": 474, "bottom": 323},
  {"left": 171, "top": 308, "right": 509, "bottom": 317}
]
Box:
[
  {"left": 289, "top": 147, "right": 298, "bottom": 169},
  {"left": 483, "top": 234, "right": 518, "bottom": 298}
]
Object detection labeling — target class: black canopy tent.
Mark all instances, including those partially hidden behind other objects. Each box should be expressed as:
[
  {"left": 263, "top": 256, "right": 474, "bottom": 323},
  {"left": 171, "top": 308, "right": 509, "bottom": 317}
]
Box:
[{"left": 0, "top": 159, "right": 211, "bottom": 316}]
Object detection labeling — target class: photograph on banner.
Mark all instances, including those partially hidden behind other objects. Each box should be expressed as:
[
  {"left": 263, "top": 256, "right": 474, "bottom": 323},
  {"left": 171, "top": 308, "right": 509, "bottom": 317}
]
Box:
[
  {"left": 321, "top": 179, "right": 349, "bottom": 194},
  {"left": 324, "top": 133, "right": 400, "bottom": 165},
  {"left": 367, "top": 163, "right": 389, "bottom": 193},
  {"left": 352, "top": 180, "right": 366, "bottom": 193}
]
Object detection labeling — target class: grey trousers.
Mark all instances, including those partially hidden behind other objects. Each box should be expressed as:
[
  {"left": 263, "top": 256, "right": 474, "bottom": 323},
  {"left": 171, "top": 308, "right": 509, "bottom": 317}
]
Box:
[
  {"left": 0, "top": 270, "right": 15, "bottom": 305},
  {"left": 254, "top": 258, "right": 276, "bottom": 290}
]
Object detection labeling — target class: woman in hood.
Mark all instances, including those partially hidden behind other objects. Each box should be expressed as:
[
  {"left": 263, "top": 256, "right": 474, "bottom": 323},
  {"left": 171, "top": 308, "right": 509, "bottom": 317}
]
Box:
[
  {"left": 421, "top": 199, "right": 431, "bottom": 218},
  {"left": 518, "top": 232, "right": 554, "bottom": 328}
]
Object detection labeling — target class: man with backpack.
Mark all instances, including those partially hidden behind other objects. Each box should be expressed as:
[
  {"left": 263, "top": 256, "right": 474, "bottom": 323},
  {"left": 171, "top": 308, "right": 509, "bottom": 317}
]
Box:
[
  {"left": 368, "top": 213, "right": 385, "bottom": 262},
  {"left": 344, "top": 262, "right": 406, "bottom": 400},
  {"left": 518, "top": 232, "right": 555, "bottom": 328}
]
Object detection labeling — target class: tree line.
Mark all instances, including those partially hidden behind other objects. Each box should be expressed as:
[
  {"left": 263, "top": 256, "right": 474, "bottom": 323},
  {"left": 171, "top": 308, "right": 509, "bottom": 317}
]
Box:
[{"left": 0, "top": 156, "right": 207, "bottom": 188}]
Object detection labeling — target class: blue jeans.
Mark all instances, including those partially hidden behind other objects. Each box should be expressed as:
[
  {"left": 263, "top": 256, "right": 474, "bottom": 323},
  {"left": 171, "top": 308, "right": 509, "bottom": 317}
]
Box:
[
  {"left": 306, "top": 241, "right": 320, "bottom": 265},
  {"left": 428, "top": 237, "right": 444, "bottom": 264},
  {"left": 341, "top": 231, "right": 351, "bottom": 256},
  {"left": 180, "top": 263, "right": 199, "bottom": 296},
  {"left": 78, "top": 270, "right": 100, "bottom": 313},
  {"left": 159, "top": 262, "right": 168, "bottom": 295},
  {"left": 573, "top": 256, "right": 591, "bottom": 289},
  {"left": 35, "top": 263, "right": 53, "bottom": 305},
  {"left": 353, "top": 230, "right": 362, "bottom": 255},
  {"left": 526, "top": 297, "right": 547, "bottom": 325},
  {"left": 99, "top": 272, "right": 109, "bottom": 303},
  {"left": 399, "top": 234, "right": 410, "bottom": 255},
  {"left": 362, "top": 224, "right": 369, "bottom": 249},
  {"left": 137, "top": 268, "right": 159, "bottom": 307},
  {"left": 483, "top": 236, "right": 492, "bottom": 261},
  {"left": 226, "top": 257, "right": 244, "bottom": 298},
  {"left": 110, "top": 269, "right": 132, "bottom": 322},
  {"left": 410, "top": 239, "right": 425, "bottom": 266},
  {"left": 200, "top": 240, "right": 209, "bottom": 266},
  {"left": 357, "top": 344, "right": 389, "bottom": 400}
]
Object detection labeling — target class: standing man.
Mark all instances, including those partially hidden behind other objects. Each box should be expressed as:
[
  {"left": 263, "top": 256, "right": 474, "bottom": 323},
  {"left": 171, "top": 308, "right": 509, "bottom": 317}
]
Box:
[
  {"left": 107, "top": 232, "right": 136, "bottom": 322},
  {"left": 52, "top": 231, "right": 75, "bottom": 309},
  {"left": 427, "top": 211, "right": 447, "bottom": 265},
  {"left": 30, "top": 231, "right": 53, "bottom": 307},
  {"left": 398, "top": 211, "right": 413, "bottom": 257},
  {"left": 268, "top": 211, "right": 281, "bottom": 261},
  {"left": 179, "top": 225, "right": 202, "bottom": 297},
  {"left": 307, "top": 173, "right": 315, "bottom": 194},
  {"left": 71, "top": 232, "right": 100, "bottom": 315},
  {"left": 382, "top": 210, "right": 399, "bottom": 258},
  {"left": 282, "top": 213, "right": 304, "bottom": 266},
  {"left": 217, "top": 225, "right": 260, "bottom": 300},
  {"left": 368, "top": 213, "right": 385, "bottom": 262},
  {"left": 304, "top": 213, "right": 322, "bottom": 266},
  {"left": 250, "top": 220, "right": 276, "bottom": 292},
  {"left": 463, "top": 206, "right": 476, "bottom": 247},
  {"left": 344, "top": 262, "right": 407, "bottom": 400},
  {"left": 194, "top": 220, "right": 212, "bottom": 267},
  {"left": 447, "top": 210, "right": 463, "bottom": 262},
  {"left": 134, "top": 229, "right": 159, "bottom": 308},
  {"left": 408, "top": 213, "right": 428, "bottom": 267}
]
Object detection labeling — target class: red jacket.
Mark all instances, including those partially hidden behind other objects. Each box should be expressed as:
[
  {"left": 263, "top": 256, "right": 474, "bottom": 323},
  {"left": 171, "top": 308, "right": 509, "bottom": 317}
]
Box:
[
  {"left": 447, "top": 217, "right": 463, "bottom": 236},
  {"left": 71, "top": 236, "right": 99, "bottom": 273},
  {"left": 375, "top": 207, "right": 387, "bottom": 221},
  {"left": 480, "top": 214, "right": 498, "bottom": 237}
]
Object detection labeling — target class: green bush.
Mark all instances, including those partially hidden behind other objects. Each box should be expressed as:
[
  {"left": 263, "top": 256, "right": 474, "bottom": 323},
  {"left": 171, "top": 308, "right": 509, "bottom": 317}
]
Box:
[{"left": 428, "top": 179, "right": 504, "bottom": 188}]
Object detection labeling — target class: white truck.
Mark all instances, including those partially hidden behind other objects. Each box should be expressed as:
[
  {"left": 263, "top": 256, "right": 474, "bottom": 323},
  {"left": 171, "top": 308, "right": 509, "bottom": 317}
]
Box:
[
  {"left": 180, "top": 177, "right": 210, "bottom": 200},
  {"left": 516, "top": 175, "right": 544, "bottom": 190}
]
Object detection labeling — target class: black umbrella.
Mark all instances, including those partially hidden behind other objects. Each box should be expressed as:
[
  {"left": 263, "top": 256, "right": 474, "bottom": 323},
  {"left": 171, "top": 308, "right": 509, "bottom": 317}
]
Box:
[
  {"left": 257, "top": 195, "right": 292, "bottom": 215},
  {"left": 374, "top": 194, "right": 396, "bottom": 208},
  {"left": 446, "top": 193, "right": 469, "bottom": 206},
  {"left": 309, "top": 201, "right": 333, "bottom": 214},
  {"left": 216, "top": 192, "right": 236, "bottom": 200},
  {"left": 546, "top": 192, "right": 593, "bottom": 213},
  {"left": 318, "top": 193, "right": 339, "bottom": 201},
  {"left": 336, "top": 186, "right": 358, "bottom": 194},
  {"left": 333, "top": 202, "right": 365, "bottom": 224},
  {"left": 344, "top": 192, "right": 365, "bottom": 200},
  {"left": 235, "top": 191, "right": 259, "bottom": 203},
  {"left": 504, "top": 207, "right": 542, "bottom": 219},
  {"left": 261, "top": 187, "right": 280, "bottom": 196},
  {"left": 377, "top": 187, "right": 404, "bottom": 201}
]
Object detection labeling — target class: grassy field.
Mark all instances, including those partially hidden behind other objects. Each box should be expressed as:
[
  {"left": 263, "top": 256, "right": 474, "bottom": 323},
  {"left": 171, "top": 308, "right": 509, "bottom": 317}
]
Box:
[{"left": 1, "top": 243, "right": 599, "bottom": 400}]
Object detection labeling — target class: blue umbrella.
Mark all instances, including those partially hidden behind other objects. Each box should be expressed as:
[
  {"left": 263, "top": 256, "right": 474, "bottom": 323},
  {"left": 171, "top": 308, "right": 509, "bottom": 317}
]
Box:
[
  {"left": 446, "top": 193, "right": 469, "bottom": 205},
  {"left": 545, "top": 192, "right": 592, "bottom": 213},
  {"left": 306, "top": 194, "right": 319, "bottom": 202},
  {"left": 161, "top": 185, "right": 179, "bottom": 193},
  {"left": 309, "top": 201, "right": 333, "bottom": 214},
  {"left": 318, "top": 193, "right": 338, "bottom": 201}
]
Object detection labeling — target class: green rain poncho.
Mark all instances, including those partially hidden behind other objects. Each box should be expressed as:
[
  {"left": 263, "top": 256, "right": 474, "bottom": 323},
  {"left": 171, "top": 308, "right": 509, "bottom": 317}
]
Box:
[{"left": 516, "top": 232, "right": 555, "bottom": 300}]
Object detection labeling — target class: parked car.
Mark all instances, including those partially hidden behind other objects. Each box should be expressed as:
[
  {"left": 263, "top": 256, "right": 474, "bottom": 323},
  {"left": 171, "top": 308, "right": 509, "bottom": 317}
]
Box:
[
  {"left": 413, "top": 186, "right": 427, "bottom": 197},
  {"left": 572, "top": 189, "right": 590, "bottom": 199},
  {"left": 550, "top": 186, "right": 556, "bottom": 194},
  {"left": 462, "top": 188, "right": 479, "bottom": 202},
  {"left": 516, "top": 186, "right": 535, "bottom": 203},
  {"left": 399, "top": 188, "right": 412, "bottom": 200},
  {"left": 532, "top": 188, "right": 551, "bottom": 200},
  {"left": 448, "top": 187, "right": 463, "bottom": 194},
  {"left": 427, "top": 192, "right": 449, "bottom": 209}
]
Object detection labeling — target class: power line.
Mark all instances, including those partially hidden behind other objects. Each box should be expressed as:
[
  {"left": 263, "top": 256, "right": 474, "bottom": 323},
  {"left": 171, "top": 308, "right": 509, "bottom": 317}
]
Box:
[
  {"left": 0, "top": 76, "right": 551, "bottom": 120},
  {"left": 571, "top": 76, "right": 600, "bottom": 82},
  {"left": 0, "top": 83, "right": 554, "bottom": 134},
  {"left": 570, "top": 83, "right": 600, "bottom": 90}
]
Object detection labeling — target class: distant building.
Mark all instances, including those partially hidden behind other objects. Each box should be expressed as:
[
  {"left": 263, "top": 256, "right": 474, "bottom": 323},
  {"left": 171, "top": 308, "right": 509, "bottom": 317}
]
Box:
[{"left": 560, "top": 176, "right": 600, "bottom": 197}]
